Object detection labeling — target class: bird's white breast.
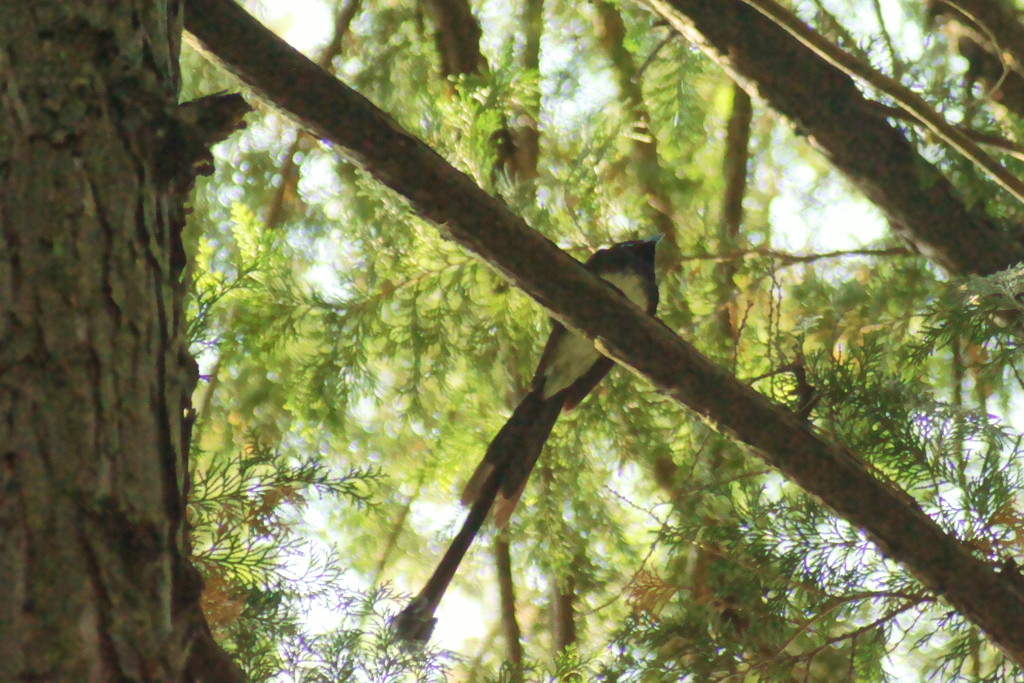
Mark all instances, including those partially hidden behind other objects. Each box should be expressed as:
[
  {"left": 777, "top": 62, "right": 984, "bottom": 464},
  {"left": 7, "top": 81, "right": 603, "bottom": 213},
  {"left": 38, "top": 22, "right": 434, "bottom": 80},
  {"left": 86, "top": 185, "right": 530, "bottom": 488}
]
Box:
[
  {"left": 540, "top": 271, "right": 650, "bottom": 398},
  {"left": 601, "top": 271, "right": 650, "bottom": 309}
]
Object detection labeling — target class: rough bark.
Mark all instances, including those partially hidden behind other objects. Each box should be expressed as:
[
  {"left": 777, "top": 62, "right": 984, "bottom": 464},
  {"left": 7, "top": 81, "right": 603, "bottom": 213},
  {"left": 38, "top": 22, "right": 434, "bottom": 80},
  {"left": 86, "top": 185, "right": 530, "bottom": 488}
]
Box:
[
  {"left": 0, "top": 2, "right": 245, "bottom": 680},
  {"left": 184, "top": 0, "right": 1024, "bottom": 664},
  {"left": 640, "top": 0, "right": 1024, "bottom": 277}
]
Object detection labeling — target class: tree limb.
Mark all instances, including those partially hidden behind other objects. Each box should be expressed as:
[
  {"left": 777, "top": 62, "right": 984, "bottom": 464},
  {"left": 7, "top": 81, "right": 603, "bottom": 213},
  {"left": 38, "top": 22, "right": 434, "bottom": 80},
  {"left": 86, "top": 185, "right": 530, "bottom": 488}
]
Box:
[
  {"left": 926, "top": 0, "right": 1024, "bottom": 122},
  {"left": 494, "top": 537, "right": 524, "bottom": 669},
  {"left": 928, "top": 0, "right": 1024, "bottom": 76},
  {"left": 506, "top": 0, "right": 542, "bottom": 185},
  {"left": 639, "top": 0, "right": 1024, "bottom": 276},
  {"left": 421, "top": 0, "right": 487, "bottom": 78},
  {"left": 182, "top": 0, "right": 1024, "bottom": 664},
  {"left": 737, "top": 0, "right": 1024, "bottom": 202},
  {"left": 714, "top": 84, "right": 752, "bottom": 343},
  {"left": 551, "top": 574, "right": 577, "bottom": 653},
  {"left": 593, "top": 0, "right": 678, "bottom": 245}
]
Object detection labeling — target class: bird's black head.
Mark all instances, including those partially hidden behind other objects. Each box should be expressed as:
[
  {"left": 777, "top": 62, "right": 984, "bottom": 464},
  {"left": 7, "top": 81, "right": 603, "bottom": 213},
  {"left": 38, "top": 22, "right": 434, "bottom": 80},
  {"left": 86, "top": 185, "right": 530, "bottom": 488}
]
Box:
[
  {"left": 604, "top": 235, "right": 660, "bottom": 269},
  {"left": 584, "top": 235, "right": 661, "bottom": 313},
  {"left": 583, "top": 234, "right": 662, "bottom": 275}
]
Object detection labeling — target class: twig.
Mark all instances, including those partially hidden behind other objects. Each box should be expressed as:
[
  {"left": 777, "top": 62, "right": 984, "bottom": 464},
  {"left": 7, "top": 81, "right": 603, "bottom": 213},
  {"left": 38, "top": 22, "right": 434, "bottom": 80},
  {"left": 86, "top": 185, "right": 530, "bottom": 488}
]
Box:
[
  {"left": 265, "top": 0, "right": 362, "bottom": 229},
  {"left": 635, "top": 31, "right": 678, "bottom": 81},
  {"left": 716, "top": 598, "right": 926, "bottom": 681},
  {"left": 679, "top": 245, "right": 913, "bottom": 265},
  {"left": 870, "top": 0, "right": 902, "bottom": 78},
  {"left": 865, "top": 100, "right": 1024, "bottom": 161}
]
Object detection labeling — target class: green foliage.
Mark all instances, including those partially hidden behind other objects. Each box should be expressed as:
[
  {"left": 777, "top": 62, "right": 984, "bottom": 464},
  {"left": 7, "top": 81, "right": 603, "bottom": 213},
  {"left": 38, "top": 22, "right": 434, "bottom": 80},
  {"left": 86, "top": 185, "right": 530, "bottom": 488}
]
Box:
[
  {"left": 232, "top": 585, "right": 454, "bottom": 682},
  {"left": 181, "top": 0, "right": 1024, "bottom": 680}
]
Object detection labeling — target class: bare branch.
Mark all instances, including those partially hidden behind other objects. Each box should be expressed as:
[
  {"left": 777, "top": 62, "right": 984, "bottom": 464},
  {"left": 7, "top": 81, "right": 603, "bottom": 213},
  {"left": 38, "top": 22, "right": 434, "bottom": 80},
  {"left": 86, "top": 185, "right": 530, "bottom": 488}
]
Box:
[
  {"left": 714, "top": 84, "right": 752, "bottom": 342},
  {"left": 864, "top": 100, "right": 1024, "bottom": 161},
  {"left": 927, "top": 0, "right": 1024, "bottom": 121},
  {"left": 421, "top": 0, "right": 487, "bottom": 78},
  {"left": 551, "top": 575, "right": 577, "bottom": 653},
  {"left": 494, "top": 537, "right": 524, "bottom": 668},
  {"left": 265, "top": 0, "right": 361, "bottom": 229},
  {"left": 507, "top": 0, "right": 543, "bottom": 184},
  {"left": 679, "top": 245, "right": 913, "bottom": 265},
  {"left": 929, "top": 0, "right": 1024, "bottom": 75}
]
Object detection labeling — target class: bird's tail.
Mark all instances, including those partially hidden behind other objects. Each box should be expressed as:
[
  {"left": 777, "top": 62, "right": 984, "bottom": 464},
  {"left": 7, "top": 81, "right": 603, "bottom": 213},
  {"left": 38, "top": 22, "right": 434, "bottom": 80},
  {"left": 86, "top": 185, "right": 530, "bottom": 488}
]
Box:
[{"left": 460, "top": 389, "right": 564, "bottom": 526}]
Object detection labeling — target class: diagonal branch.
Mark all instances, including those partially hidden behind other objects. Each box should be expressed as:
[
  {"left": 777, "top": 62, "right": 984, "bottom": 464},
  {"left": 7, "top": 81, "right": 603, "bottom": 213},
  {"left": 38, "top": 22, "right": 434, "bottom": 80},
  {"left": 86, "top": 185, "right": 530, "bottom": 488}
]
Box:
[
  {"left": 926, "top": 0, "right": 1024, "bottom": 121},
  {"left": 737, "top": 0, "right": 1024, "bottom": 204},
  {"left": 638, "top": 0, "right": 1024, "bottom": 277},
  {"left": 183, "top": 0, "right": 1024, "bottom": 664}
]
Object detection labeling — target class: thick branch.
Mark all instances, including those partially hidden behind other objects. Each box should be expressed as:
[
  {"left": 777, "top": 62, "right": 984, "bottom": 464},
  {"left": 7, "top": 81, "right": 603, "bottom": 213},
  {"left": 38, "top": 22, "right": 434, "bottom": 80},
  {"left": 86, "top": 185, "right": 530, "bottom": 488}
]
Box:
[
  {"left": 421, "top": 0, "right": 487, "bottom": 78},
  {"left": 183, "top": 0, "right": 1024, "bottom": 664},
  {"left": 715, "top": 84, "right": 752, "bottom": 342},
  {"left": 593, "top": 0, "right": 678, "bottom": 244},
  {"left": 639, "top": 0, "right": 1024, "bottom": 276},
  {"left": 494, "top": 538, "right": 524, "bottom": 668},
  {"left": 738, "top": 0, "right": 1024, "bottom": 204}
]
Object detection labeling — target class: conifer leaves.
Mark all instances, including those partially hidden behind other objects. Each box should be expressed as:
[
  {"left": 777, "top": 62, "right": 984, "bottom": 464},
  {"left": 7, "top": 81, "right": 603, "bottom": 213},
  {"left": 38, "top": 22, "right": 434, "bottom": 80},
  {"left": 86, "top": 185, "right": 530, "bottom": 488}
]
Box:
[{"left": 179, "top": 0, "right": 1024, "bottom": 678}]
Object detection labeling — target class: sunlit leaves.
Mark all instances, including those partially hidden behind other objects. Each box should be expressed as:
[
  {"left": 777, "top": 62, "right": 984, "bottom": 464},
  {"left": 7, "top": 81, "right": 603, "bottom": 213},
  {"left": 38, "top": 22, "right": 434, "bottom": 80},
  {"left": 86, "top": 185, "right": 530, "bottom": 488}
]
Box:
[{"left": 182, "top": 0, "right": 1024, "bottom": 680}]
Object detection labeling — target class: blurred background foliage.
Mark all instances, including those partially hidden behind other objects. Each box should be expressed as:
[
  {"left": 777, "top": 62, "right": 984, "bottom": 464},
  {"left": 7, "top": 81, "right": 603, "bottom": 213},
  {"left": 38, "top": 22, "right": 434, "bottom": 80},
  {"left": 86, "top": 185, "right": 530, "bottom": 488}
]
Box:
[{"left": 182, "top": 0, "right": 1024, "bottom": 679}]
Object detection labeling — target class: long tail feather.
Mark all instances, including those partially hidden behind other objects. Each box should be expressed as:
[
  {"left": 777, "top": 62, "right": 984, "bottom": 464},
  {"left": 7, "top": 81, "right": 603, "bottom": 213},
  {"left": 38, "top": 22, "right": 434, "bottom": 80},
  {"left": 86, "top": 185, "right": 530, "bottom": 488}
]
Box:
[
  {"left": 460, "top": 389, "right": 563, "bottom": 525},
  {"left": 395, "top": 464, "right": 504, "bottom": 644},
  {"left": 396, "top": 392, "right": 562, "bottom": 643}
]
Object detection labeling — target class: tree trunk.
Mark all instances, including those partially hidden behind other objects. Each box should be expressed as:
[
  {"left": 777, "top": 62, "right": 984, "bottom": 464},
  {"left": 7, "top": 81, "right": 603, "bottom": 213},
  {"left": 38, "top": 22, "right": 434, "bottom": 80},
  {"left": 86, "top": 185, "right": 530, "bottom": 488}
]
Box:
[{"left": 0, "top": 2, "right": 241, "bottom": 679}]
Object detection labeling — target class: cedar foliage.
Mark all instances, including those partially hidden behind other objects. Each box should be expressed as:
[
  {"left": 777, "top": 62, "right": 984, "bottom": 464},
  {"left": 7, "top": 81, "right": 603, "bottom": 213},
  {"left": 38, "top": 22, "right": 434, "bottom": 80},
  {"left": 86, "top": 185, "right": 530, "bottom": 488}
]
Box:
[{"left": 183, "top": 0, "right": 1024, "bottom": 680}]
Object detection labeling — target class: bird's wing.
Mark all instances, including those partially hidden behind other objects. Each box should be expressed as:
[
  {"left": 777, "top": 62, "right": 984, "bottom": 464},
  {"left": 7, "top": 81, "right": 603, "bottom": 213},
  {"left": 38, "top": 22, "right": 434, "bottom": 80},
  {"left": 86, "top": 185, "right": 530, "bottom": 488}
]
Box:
[{"left": 560, "top": 355, "right": 615, "bottom": 411}]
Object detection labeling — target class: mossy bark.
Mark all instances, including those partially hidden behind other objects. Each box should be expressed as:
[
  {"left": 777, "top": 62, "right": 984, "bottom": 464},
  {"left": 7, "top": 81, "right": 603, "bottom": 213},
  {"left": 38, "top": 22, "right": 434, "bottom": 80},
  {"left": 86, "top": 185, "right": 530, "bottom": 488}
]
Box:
[{"left": 0, "top": 2, "right": 240, "bottom": 679}]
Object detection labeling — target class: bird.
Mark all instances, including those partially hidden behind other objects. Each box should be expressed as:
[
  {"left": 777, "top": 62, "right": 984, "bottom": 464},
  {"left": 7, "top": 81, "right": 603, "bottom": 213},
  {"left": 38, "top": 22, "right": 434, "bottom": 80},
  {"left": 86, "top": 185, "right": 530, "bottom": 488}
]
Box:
[{"left": 394, "top": 236, "right": 661, "bottom": 643}]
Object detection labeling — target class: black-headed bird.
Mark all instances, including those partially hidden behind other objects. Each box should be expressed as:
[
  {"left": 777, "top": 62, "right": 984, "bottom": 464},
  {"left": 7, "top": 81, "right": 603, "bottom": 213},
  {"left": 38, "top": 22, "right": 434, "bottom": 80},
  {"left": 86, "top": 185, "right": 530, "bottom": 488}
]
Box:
[{"left": 396, "top": 236, "right": 660, "bottom": 643}]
